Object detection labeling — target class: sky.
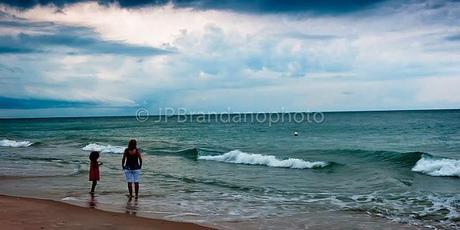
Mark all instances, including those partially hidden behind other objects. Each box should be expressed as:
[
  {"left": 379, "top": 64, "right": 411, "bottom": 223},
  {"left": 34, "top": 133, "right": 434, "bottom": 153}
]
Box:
[{"left": 0, "top": 0, "right": 459, "bottom": 118}]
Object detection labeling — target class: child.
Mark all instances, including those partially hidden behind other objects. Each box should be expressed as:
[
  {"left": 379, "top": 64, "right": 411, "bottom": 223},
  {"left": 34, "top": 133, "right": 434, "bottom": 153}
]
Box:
[{"left": 89, "top": 151, "right": 102, "bottom": 194}]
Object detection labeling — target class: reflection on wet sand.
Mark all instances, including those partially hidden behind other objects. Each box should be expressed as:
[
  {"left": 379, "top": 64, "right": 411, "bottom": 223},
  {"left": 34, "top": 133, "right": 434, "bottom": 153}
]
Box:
[
  {"left": 88, "top": 194, "right": 97, "bottom": 208},
  {"left": 126, "top": 198, "right": 138, "bottom": 215}
]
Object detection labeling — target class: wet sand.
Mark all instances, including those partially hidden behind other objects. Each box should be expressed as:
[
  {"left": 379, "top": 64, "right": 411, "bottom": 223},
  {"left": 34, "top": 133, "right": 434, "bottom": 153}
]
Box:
[
  {"left": 0, "top": 195, "right": 214, "bottom": 230},
  {"left": 0, "top": 177, "right": 424, "bottom": 230}
]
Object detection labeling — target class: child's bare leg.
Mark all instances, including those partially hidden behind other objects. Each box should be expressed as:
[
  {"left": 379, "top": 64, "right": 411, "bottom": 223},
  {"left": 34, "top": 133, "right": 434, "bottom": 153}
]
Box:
[
  {"left": 134, "top": 182, "right": 139, "bottom": 198},
  {"left": 127, "top": 182, "right": 133, "bottom": 197},
  {"left": 90, "top": 181, "right": 97, "bottom": 193}
]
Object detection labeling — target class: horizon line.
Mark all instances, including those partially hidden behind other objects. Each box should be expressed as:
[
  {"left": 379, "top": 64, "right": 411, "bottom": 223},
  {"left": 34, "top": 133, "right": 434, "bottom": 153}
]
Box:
[{"left": 0, "top": 108, "right": 459, "bottom": 120}]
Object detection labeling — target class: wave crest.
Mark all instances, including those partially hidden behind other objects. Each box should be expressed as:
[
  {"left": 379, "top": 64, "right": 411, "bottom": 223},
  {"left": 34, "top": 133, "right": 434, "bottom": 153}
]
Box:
[
  {"left": 0, "top": 139, "right": 33, "bottom": 147},
  {"left": 82, "top": 143, "right": 124, "bottom": 153},
  {"left": 411, "top": 156, "right": 460, "bottom": 177},
  {"left": 198, "top": 150, "right": 329, "bottom": 169}
]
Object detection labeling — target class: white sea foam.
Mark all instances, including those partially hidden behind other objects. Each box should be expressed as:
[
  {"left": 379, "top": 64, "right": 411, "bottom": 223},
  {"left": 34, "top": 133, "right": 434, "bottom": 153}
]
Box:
[
  {"left": 82, "top": 143, "right": 125, "bottom": 153},
  {"left": 0, "top": 139, "right": 33, "bottom": 147},
  {"left": 198, "top": 150, "right": 329, "bottom": 169},
  {"left": 412, "top": 156, "right": 460, "bottom": 177}
]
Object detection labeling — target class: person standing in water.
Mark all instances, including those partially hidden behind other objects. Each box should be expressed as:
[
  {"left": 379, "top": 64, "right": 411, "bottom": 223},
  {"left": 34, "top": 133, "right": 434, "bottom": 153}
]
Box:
[
  {"left": 89, "top": 151, "right": 102, "bottom": 195},
  {"left": 122, "top": 139, "right": 142, "bottom": 198}
]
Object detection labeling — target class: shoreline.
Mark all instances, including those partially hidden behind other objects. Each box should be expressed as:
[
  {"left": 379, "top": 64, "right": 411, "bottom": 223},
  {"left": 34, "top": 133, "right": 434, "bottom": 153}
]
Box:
[
  {"left": 0, "top": 194, "right": 215, "bottom": 230},
  {"left": 0, "top": 177, "right": 427, "bottom": 230}
]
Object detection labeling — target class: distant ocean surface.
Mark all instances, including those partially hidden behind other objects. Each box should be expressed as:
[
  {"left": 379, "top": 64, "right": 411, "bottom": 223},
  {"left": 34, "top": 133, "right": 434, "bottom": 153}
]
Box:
[{"left": 0, "top": 110, "right": 459, "bottom": 229}]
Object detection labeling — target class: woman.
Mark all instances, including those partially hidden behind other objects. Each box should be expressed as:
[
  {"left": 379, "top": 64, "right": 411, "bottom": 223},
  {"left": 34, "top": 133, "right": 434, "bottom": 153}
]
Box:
[{"left": 122, "top": 139, "right": 142, "bottom": 198}]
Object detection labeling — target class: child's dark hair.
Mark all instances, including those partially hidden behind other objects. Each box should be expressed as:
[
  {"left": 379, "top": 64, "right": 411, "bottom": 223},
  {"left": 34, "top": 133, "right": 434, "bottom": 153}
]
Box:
[{"left": 89, "top": 151, "right": 100, "bottom": 161}]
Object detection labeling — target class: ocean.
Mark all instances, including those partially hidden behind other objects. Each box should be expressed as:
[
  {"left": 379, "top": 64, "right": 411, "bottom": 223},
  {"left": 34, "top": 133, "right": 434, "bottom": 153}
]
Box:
[{"left": 0, "top": 110, "right": 459, "bottom": 229}]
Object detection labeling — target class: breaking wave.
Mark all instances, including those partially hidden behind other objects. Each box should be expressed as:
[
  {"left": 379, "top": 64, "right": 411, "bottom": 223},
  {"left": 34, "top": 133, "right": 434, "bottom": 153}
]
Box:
[
  {"left": 412, "top": 155, "right": 460, "bottom": 177},
  {"left": 0, "top": 139, "right": 33, "bottom": 147},
  {"left": 82, "top": 143, "right": 125, "bottom": 153},
  {"left": 198, "top": 150, "right": 329, "bottom": 169}
]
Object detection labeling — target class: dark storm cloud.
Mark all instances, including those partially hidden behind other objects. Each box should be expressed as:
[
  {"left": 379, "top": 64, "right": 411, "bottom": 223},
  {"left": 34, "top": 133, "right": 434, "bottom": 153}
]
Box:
[
  {"left": 283, "top": 32, "right": 339, "bottom": 40},
  {"left": 0, "top": 46, "right": 38, "bottom": 54},
  {"left": 0, "top": 0, "right": 389, "bottom": 14},
  {"left": 445, "top": 34, "right": 460, "bottom": 41},
  {"left": 0, "top": 19, "right": 56, "bottom": 28},
  {"left": 0, "top": 96, "right": 97, "bottom": 109},
  {"left": 0, "top": 0, "right": 84, "bottom": 9},
  {"left": 0, "top": 19, "right": 171, "bottom": 56},
  {"left": 0, "top": 64, "right": 23, "bottom": 73}
]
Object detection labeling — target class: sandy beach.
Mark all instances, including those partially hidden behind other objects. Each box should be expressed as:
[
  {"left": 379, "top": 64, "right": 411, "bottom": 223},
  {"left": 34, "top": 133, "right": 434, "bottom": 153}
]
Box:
[{"left": 0, "top": 195, "right": 214, "bottom": 230}]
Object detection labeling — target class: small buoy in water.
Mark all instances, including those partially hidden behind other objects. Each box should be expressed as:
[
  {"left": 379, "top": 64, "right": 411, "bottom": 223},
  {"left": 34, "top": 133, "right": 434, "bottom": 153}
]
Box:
[{"left": 294, "top": 131, "right": 298, "bottom": 136}]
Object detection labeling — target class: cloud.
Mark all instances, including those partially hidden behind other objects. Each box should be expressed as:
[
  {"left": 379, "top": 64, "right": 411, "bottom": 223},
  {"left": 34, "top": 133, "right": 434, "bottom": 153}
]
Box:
[
  {"left": 0, "top": 32, "right": 172, "bottom": 55},
  {"left": 0, "top": 63, "right": 23, "bottom": 72},
  {"left": 156, "top": 0, "right": 388, "bottom": 14},
  {"left": 0, "top": 14, "right": 172, "bottom": 56},
  {"left": 0, "top": 96, "right": 97, "bottom": 109},
  {"left": 0, "top": 46, "right": 38, "bottom": 53},
  {"left": 445, "top": 34, "right": 460, "bottom": 41},
  {"left": 0, "top": 0, "right": 460, "bottom": 118},
  {"left": 0, "top": 0, "right": 387, "bottom": 14}
]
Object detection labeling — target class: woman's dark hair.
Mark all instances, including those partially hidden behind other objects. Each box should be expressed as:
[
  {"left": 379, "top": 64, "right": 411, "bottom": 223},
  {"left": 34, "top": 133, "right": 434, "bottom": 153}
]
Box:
[
  {"left": 89, "top": 151, "right": 99, "bottom": 161},
  {"left": 128, "top": 139, "right": 137, "bottom": 151}
]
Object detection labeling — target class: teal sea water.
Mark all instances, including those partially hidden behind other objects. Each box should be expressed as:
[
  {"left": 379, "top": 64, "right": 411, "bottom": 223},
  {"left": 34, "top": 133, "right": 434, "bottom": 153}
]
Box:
[{"left": 0, "top": 110, "right": 459, "bottom": 229}]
